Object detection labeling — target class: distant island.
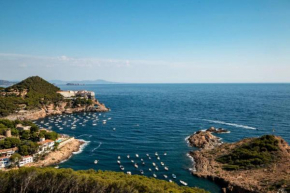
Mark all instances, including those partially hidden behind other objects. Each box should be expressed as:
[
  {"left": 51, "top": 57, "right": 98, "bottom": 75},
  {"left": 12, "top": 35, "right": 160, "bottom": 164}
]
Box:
[
  {"left": 0, "top": 80, "right": 18, "bottom": 87},
  {"left": 187, "top": 129, "right": 290, "bottom": 193},
  {"left": 66, "top": 83, "right": 85, "bottom": 86}
]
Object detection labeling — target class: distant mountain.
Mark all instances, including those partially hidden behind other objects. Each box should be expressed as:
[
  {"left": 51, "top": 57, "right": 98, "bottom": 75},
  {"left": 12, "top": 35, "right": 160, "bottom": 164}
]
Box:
[
  {"left": 0, "top": 80, "right": 18, "bottom": 87},
  {"left": 49, "top": 79, "right": 117, "bottom": 85}
]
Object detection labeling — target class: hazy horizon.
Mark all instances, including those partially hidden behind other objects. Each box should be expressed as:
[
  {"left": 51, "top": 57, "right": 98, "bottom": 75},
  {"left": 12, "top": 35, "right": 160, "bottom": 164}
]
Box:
[{"left": 1, "top": 1, "right": 290, "bottom": 83}]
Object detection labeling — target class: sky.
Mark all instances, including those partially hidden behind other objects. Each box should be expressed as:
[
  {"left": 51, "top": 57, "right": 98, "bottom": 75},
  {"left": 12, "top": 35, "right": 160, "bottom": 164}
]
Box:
[{"left": 0, "top": 0, "right": 290, "bottom": 83}]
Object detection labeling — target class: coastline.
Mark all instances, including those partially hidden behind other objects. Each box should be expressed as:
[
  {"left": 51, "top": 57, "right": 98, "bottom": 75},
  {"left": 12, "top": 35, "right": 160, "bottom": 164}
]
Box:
[
  {"left": 26, "top": 138, "right": 85, "bottom": 167},
  {"left": 189, "top": 136, "right": 290, "bottom": 193},
  {"left": 3, "top": 100, "right": 109, "bottom": 121}
]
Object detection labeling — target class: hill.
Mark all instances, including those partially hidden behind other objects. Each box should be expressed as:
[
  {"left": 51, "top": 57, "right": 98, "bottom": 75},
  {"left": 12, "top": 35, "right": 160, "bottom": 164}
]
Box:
[
  {"left": 0, "top": 167, "right": 207, "bottom": 193},
  {"left": 0, "top": 76, "right": 63, "bottom": 117},
  {"left": 190, "top": 135, "right": 290, "bottom": 192}
]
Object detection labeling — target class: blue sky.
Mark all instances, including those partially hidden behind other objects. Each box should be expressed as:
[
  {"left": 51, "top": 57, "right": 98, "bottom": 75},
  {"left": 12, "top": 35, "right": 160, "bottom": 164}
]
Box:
[{"left": 0, "top": 0, "right": 290, "bottom": 83}]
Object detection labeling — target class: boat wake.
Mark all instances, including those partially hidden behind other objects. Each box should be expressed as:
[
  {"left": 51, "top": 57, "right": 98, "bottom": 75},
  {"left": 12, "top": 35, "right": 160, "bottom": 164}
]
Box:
[
  {"left": 91, "top": 142, "right": 102, "bottom": 152},
  {"left": 202, "top": 119, "right": 257, "bottom": 130}
]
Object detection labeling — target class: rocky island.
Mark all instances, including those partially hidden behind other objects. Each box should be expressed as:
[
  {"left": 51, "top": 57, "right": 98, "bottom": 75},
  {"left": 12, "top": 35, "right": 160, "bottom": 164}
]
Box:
[{"left": 188, "top": 129, "right": 290, "bottom": 193}]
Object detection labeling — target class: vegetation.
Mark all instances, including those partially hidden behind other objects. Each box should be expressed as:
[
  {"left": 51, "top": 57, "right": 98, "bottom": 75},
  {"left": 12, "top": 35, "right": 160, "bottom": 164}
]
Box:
[
  {"left": 0, "top": 76, "right": 63, "bottom": 117},
  {"left": 72, "top": 97, "right": 93, "bottom": 108},
  {"left": 0, "top": 167, "right": 207, "bottom": 193},
  {"left": 216, "top": 135, "right": 279, "bottom": 170},
  {"left": 0, "top": 119, "right": 58, "bottom": 156}
]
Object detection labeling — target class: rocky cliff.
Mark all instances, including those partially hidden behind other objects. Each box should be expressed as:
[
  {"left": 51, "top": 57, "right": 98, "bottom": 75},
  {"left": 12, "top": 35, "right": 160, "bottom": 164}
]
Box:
[
  {"left": 188, "top": 130, "right": 222, "bottom": 149},
  {"left": 4, "top": 100, "right": 109, "bottom": 121}
]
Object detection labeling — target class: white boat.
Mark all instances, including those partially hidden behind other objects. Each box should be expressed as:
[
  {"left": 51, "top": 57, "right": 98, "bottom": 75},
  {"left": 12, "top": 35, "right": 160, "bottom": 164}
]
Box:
[
  {"left": 146, "top": 154, "right": 149, "bottom": 157},
  {"left": 108, "top": 118, "right": 112, "bottom": 120},
  {"left": 148, "top": 157, "right": 151, "bottom": 160},
  {"left": 153, "top": 174, "right": 157, "bottom": 178},
  {"left": 140, "top": 170, "right": 144, "bottom": 175},
  {"left": 164, "top": 166, "right": 169, "bottom": 171},
  {"left": 131, "top": 160, "right": 134, "bottom": 163},
  {"left": 118, "top": 156, "right": 121, "bottom": 159},
  {"left": 180, "top": 180, "right": 188, "bottom": 186},
  {"left": 113, "top": 128, "right": 116, "bottom": 131},
  {"left": 94, "top": 160, "right": 98, "bottom": 164},
  {"left": 172, "top": 174, "right": 176, "bottom": 179},
  {"left": 142, "top": 162, "right": 145, "bottom": 165},
  {"left": 127, "top": 155, "right": 130, "bottom": 159},
  {"left": 149, "top": 168, "right": 152, "bottom": 171},
  {"left": 120, "top": 165, "right": 125, "bottom": 170},
  {"left": 135, "top": 154, "right": 139, "bottom": 158},
  {"left": 169, "top": 180, "right": 173, "bottom": 183},
  {"left": 161, "top": 162, "right": 164, "bottom": 166},
  {"left": 93, "top": 124, "right": 97, "bottom": 126},
  {"left": 152, "top": 162, "right": 156, "bottom": 166},
  {"left": 155, "top": 152, "right": 158, "bottom": 156},
  {"left": 163, "top": 175, "right": 168, "bottom": 179},
  {"left": 157, "top": 157, "right": 160, "bottom": 160},
  {"left": 117, "top": 160, "right": 121, "bottom": 164},
  {"left": 140, "top": 158, "right": 143, "bottom": 161},
  {"left": 134, "top": 163, "right": 138, "bottom": 168},
  {"left": 127, "top": 171, "right": 131, "bottom": 175},
  {"left": 54, "top": 165, "right": 59, "bottom": 169},
  {"left": 155, "top": 167, "right": 159, "bottom": 171}
]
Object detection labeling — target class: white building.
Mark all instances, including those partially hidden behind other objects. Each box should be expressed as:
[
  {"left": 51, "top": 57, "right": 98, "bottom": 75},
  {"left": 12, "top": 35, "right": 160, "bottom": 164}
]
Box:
[
  {"left": 37, "top": 138, "right": 55, "bottom": 154},
  {"left": 19, "top": 155, "right": 33, "bottom": 167},
  {"left": 0, "top": 156, "right": 11, "bottom": 169},
  {"left": 57, "top": 90, "right": 95, "bottom": 100},
  {"left": 0, "top": 147, "right": 18, "bottom": 169},
  {"left": 57, "top": 90, "right": 76, "bottom": 98}
]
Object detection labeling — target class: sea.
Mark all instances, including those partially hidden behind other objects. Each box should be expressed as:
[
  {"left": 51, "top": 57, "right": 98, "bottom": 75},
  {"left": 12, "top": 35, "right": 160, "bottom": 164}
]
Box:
[{"left": 35, "top": 84, "right": 290, "bottom": 193}]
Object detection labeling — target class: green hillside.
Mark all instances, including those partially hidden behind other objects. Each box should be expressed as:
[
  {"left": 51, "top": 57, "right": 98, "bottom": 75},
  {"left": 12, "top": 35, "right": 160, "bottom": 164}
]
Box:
[
  {"left": 0, "top": 76, "right": 63, "bottom": 117},
  {"left": 0, "top": 167, "right": 207, "bottom": 193},
  {"left": 216, "top": 135, "right": 279, "bottom": 170}
]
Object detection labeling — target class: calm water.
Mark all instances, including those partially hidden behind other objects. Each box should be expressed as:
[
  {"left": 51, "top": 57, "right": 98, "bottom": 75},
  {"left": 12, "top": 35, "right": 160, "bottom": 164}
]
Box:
[{"left": 35, "top": 84, "right": 290, "bottom": 193}]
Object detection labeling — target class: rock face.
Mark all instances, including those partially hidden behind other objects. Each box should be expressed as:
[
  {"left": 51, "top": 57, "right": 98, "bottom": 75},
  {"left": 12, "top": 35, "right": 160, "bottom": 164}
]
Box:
[
  {"left": 206, "top": 127, "right": 229, "bottom": 134},
  {"left": 4, "top": 100, "right": 109, "bottom": 121},
  {"left": 190, "top": 136, "right": 290, "bottom": 193},
  {"left": 188, "top": 130, "right": 222, "bottom": 149}
]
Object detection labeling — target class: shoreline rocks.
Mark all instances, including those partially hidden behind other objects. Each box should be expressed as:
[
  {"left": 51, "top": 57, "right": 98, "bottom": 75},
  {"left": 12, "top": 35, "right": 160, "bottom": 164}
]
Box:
[
  {"left": 187, "top": 129, "right": 222, "bottom": 149},
  {"left": 206, "top": 127, "right": 229, "bottom": 134},
  {"left": 4, "top": 100, "right": 109, "bottom": 121}
]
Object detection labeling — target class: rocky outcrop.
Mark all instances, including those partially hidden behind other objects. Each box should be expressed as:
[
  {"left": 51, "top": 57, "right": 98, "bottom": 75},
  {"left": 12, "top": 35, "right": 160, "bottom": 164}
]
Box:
[
  {"left": 206, "top": 127, "right": 229, "bottom": 134},
  {"left": 4, "top": 100, "right": 109, "bottom": 121},
  {"left": 188, "top": 130, "right": 222, "bottom": 149},
  {"left": 189, "top": 136, "right": 290, "bottom": 193}
]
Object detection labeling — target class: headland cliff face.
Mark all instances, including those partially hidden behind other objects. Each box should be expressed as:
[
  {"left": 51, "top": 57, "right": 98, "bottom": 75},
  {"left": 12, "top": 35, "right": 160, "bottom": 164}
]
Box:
[{"left": 4, "top": 100, "right": 109, "bottom": 121}]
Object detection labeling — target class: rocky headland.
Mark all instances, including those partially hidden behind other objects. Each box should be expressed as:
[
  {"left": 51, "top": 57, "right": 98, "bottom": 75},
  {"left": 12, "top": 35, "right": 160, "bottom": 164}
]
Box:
[
  {"left": 4, "top": 100, "right": 109, "bottom": 121},
  {"left": 188, "top": 132, "right": 290, "bottom": 193}
]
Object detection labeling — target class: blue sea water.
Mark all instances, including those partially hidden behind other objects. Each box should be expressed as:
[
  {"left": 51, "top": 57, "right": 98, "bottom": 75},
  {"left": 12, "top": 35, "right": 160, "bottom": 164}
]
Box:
[{"left": 35, "top": 84, "right": 290, "bottom": 193}]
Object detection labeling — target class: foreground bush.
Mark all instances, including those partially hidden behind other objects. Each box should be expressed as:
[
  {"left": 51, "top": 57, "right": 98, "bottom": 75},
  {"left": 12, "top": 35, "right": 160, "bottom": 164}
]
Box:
[{"left": 0, "top": 167, "right": 207, "bottom": 193}]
